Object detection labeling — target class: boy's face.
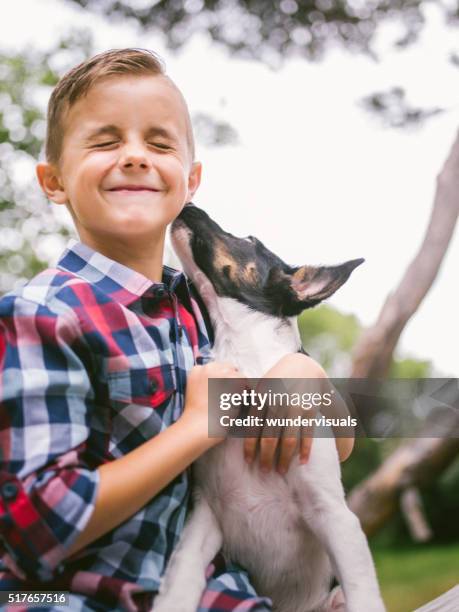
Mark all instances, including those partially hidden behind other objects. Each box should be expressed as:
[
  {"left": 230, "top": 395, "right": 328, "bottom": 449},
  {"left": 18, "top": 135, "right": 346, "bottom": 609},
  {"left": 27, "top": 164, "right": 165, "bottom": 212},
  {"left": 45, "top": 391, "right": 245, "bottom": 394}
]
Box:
[{"left": 37, "top": 75, "right": 201, "bottom": 251}]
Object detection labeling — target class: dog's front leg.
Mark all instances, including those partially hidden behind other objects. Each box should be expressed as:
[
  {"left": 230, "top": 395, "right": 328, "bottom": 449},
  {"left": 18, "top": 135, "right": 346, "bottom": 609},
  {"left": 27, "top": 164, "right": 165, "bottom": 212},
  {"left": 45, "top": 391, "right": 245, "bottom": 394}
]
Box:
[
  {"left": 312, "top": 503, "right": 385, "bottom": 612},
  {"left": 153, "top": 493, "right": 223, "bottom": 612},
  {"left": 293, "top": 439, "right": 386, "bottom": 612}
]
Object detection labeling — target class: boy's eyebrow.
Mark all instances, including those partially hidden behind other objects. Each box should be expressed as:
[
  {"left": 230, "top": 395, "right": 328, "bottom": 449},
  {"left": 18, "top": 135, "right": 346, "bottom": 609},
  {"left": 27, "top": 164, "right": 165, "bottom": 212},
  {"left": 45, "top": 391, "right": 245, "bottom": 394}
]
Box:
[
  {"left": 145, "top": 126, "right": 178, "bottom": 141},
  {"left": 84, "top": 125, "right": 121, "bottom": 141}
]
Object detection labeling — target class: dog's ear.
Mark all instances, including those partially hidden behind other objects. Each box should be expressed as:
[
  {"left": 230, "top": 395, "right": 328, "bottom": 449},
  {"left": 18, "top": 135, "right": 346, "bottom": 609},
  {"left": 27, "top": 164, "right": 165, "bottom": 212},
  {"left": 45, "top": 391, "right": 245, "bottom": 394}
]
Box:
[
  {"left": 266, "top": 259, "right": 364, "bottom": 316},
  {"left": 291, "top": 258, "right": 364, "bottom": 304}
]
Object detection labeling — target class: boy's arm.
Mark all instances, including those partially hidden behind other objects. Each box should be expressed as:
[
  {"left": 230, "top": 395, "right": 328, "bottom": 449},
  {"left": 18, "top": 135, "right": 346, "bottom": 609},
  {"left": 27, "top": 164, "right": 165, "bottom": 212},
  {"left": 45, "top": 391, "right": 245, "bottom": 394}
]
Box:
[
  {"left": 0, "top": 295, "right": 232, "bottom": 571},
  {"left": 0, "top": 297, "right": 100, "bottom": 581},
  {"left": 66, "top": 286, "right": 234, "bottom": 555},
  {"left": 67, "top": 395, "right": 215, "bottom": 556}
]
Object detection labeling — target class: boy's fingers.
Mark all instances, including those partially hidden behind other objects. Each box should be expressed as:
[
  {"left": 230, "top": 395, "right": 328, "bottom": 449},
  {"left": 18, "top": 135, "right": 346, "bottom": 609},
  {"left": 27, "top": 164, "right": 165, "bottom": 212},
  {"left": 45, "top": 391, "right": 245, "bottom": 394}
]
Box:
[
  {"left": 242, "top": 382, "right": 262, "bottom": 464},
  {"left": 258, "top": 437, "right": 278, "bottom": 472},
  {"left": 300, "top": 424, "right": 314, "bottom": 464},
  {"left": 276, "top": 405, "right": 298, "bottom": 474},
  {"left": 244, "top": 437, "right": 258, "bottom": 463},
  {"left": 277, "top": 436, "right": 298, "bottom": 475}
]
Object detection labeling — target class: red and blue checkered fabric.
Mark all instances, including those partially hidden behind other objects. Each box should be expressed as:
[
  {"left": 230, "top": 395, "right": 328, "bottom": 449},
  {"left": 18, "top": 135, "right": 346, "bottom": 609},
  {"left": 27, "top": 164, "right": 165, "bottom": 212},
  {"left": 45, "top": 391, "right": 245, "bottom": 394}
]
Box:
[{"left": 0, "top": 239, "right": 272, "bottom": 611}]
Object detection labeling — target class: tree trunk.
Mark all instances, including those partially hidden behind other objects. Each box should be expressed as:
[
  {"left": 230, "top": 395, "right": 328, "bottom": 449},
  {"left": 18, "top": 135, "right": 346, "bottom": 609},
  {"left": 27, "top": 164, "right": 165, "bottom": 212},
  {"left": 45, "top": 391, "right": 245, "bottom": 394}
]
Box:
[
  {"left": 348, "top": 434, "right": 459, "bottom": 536},
  {"left": 348, "top": 130, "right": 459, "bottom": 535},
  {"left": 400, "top": 486, "right": 433, "bottom": 542},
  {"left": 351, "top": 130, "right": 459, "bottom": 380}
]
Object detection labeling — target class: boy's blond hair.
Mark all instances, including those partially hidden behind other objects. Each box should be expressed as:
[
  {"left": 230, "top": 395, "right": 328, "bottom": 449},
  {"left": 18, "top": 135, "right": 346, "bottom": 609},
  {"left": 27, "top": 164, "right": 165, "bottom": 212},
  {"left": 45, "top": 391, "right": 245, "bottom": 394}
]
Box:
[{"left": 45, "top": 48, "right": 195, "bottom": 165}]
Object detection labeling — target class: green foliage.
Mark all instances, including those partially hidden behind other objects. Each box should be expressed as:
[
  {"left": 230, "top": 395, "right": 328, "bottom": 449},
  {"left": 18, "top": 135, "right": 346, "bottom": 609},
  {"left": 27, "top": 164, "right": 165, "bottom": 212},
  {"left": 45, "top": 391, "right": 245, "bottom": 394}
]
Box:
[
  {"left": 298, "top": 303, "right": 434, "bottom": 378},
  {"left": 373, "top": 543, "right": 459, "bottom": 612},
  {"left": 361, "top": 87, "right": 444, "bottom": 130},
  {"left": 67, "top": 0, "right": 432, "bottom": 66},
  {"left": 389, "top": 356, "right": 432, "bottom": 378},
  {"left": 299, "top": 304, "right": 360, "bottom": 348},
  {"left": 422, "top": 457, "right": 459, "bottom": 542},
  {"left": 341, "top": 438, "right": 381, "bottom": 493},
  {"left": 298, "top": 304, "right": 360, "bottom": 375},
  {"left": 0, "top": 31, "right": 93, "bottom": 295}
]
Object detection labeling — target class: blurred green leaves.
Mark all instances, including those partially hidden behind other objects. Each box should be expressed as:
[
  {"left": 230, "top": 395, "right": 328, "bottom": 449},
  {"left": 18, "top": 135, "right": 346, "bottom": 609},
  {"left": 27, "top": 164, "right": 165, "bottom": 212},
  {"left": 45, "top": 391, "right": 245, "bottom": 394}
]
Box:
[
  {"left": 299, "top": 303, "right": 360, "bottom": 372},
  {"left": 298, "top": 303, "right": 432, "bottom": 378},
  {"left": 66, "top": 0, "right": 431, "bottom": 66},
  {"left": 0, "top": 32, "right": 93, "bottom": 295}
]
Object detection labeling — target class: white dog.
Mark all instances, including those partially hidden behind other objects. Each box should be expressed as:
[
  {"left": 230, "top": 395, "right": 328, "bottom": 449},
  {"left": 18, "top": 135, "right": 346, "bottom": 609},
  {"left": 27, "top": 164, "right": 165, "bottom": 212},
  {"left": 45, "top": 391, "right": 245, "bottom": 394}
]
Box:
[{"left": 154, "top": 204, "right": 385, "bottom": 612}]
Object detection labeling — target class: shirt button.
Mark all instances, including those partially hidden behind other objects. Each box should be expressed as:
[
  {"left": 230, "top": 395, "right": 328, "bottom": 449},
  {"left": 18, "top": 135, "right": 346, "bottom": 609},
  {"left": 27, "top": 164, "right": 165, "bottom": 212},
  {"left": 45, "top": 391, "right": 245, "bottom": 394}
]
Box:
[
  {"left": 155, "top": 287, "right": 166, "bottom": 298},
  {"left": 150, "top": 379, "right": 158, "bottom": 393},
  {"left": 2, "top": 482, "right": 18, "bottom": 501}
]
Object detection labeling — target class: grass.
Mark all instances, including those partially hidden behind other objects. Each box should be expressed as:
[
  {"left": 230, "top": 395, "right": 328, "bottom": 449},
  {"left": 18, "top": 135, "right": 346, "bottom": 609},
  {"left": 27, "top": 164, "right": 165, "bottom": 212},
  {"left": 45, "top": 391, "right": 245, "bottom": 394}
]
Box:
[{"left": 372, "top": 543, "right": 459, "bottom": 611}]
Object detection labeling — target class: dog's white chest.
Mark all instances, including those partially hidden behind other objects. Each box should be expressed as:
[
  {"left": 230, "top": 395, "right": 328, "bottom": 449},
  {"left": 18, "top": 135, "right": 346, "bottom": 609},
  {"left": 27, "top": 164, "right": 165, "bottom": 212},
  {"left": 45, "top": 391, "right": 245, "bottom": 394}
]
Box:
[{"left": 210, "top": 298, "right": 301, "bottom": 376}]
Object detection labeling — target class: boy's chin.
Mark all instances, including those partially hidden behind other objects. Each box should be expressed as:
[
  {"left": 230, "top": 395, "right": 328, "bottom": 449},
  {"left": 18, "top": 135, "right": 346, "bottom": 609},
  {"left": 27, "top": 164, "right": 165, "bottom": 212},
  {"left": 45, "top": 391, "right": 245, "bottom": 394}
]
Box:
[{"left": 77, "top": 222, "right": 169, "bottom": 247}]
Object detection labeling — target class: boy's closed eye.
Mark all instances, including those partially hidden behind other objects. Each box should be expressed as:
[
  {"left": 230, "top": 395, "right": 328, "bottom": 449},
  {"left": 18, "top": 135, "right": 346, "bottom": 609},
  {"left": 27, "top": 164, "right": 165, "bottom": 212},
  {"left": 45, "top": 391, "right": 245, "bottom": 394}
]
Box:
[
  {"left": 91, "top": 141, "right": 172, "bottom": 150},
  {"left": 147, "top": 142, "right": 172, "bottom": 150},
  {"left": 92, "top": 141, "right": 119, "bottom": 149}
]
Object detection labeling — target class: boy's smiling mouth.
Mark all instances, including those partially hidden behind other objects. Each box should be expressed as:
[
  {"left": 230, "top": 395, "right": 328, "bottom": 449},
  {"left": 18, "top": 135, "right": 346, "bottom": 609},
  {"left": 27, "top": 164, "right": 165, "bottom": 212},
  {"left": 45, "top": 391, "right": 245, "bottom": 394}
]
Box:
[{"left": 107, "top": 184, "right": 161, "bottom": 193}]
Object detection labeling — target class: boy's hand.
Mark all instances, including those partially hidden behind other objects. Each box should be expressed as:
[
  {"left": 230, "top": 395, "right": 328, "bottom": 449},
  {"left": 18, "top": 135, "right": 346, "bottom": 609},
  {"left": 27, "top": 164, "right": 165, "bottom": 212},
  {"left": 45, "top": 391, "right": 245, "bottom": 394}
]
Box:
[
  {"left": 182, "top": 362, "right": 244, "bottom": 449},
  {"left": 241, "top": 353, "right": 355, "bottom": 473},
  {"left": 243, "top": 376, "right": 315, "bottom": 474},
  {"left": 244, "top": 422, "right": 315, "bottom": 475}
]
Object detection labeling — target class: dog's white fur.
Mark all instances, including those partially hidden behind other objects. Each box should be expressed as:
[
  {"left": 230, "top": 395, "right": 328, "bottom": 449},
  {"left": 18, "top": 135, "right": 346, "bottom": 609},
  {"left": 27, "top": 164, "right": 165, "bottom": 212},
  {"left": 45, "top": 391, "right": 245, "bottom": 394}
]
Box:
[{"left": 153, "top": 227, "right": 385, "bottom": 612}]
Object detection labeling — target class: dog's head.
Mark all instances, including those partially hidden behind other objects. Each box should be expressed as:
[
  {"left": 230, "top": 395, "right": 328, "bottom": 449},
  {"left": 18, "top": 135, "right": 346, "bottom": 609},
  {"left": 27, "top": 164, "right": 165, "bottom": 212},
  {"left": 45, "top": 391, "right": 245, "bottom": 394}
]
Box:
[{"left": 171, "top": 203, "right": 363, "bottom": 317}]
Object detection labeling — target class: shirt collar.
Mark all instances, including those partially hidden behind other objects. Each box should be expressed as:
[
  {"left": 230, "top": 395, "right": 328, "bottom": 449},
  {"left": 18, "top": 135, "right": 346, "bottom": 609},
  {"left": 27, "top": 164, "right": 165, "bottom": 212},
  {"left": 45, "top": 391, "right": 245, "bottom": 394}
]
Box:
[{"left": 57, "top": 238, "right": 190, "bottom": 307}]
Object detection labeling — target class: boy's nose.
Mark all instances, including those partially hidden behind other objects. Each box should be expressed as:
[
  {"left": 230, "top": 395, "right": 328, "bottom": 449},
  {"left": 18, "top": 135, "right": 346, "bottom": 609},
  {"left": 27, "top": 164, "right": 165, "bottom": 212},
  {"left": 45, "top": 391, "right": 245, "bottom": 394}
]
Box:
[{"left": 120, "top": 145, "right": 151, "bottom": 170}]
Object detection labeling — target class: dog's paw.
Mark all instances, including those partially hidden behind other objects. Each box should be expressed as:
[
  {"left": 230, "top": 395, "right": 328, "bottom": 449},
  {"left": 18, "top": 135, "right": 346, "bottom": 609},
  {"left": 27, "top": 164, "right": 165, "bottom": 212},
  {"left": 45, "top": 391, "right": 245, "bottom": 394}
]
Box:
[
  {"left": 322, "top": 586, "right": 346, "bottom": 611},
  {"left": 153, "top": 574, "right": 206, "bottom": 612},
  {"left": 344, "top": 593, "right": 386, "bottom": 612},
  {"left": 153, "top": 588, "right": 204, "bottom": 612},
  {"left": 321, "top": 586, "right": 386, "bottom": 612},
  {"left": 153, "top": 592, "right": 197, "bottom": 612}
]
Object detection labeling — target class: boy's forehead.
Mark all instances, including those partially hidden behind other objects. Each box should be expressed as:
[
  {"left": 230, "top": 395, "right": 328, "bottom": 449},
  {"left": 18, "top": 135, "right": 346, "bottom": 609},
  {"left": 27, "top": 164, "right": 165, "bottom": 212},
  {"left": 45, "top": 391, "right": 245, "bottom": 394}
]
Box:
[{"left": 65, "top": 74, "right": 189, "bottom": 138}]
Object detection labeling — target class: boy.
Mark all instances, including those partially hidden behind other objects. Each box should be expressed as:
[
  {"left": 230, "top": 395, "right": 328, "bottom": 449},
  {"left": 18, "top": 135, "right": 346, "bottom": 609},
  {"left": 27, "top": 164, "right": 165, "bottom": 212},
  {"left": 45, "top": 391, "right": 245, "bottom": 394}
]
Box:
[{"left": 0, "top": 49, "right": 353, "bottom": 611}]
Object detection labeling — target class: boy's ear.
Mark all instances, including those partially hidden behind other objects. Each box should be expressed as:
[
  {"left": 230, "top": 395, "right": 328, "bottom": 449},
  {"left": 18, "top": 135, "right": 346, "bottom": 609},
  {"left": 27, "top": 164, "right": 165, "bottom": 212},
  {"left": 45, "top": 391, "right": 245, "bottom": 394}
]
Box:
[
  {"left": 185, "top": 161, "right": 202, "bottom": 202},
  {"left": 36, "top": 163, "right": 68, "bottom": 205}
]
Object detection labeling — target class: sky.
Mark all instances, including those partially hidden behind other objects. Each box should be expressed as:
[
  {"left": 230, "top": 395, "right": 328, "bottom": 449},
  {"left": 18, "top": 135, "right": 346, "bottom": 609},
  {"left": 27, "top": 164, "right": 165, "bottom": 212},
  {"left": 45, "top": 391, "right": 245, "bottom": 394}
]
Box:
[{"left": 1, "top": 0, "right": 458, "bottom": 376}]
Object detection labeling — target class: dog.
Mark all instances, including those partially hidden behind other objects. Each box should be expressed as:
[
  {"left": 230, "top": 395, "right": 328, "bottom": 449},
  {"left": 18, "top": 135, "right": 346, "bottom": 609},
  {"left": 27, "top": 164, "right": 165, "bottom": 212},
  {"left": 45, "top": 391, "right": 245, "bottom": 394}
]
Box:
[{"left": 154, "top": 203, "right": 385, "bottom": 612}]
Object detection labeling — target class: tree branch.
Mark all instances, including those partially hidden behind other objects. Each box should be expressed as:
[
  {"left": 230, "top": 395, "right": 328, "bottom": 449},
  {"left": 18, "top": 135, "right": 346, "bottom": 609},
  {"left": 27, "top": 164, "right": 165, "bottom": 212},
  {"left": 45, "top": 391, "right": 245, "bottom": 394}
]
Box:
[
  {"left": 348, "top": 130, "right": 459, "bottom": 536},
  {"left": 400, "top": 486, "right": 433, "bottom": 542},
  {"left": 348, "top": 434, "right": 459, "bottom": 536},
  {"left": 351, "top": 129, "right": 459, "bottom": 379}
]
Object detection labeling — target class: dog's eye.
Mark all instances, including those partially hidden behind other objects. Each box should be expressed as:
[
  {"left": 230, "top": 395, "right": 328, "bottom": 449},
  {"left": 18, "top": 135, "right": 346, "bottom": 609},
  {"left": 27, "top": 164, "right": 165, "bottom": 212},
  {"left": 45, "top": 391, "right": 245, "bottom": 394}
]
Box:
[{"left": 222, "top": 265, "right": 232, "bottom": 278}]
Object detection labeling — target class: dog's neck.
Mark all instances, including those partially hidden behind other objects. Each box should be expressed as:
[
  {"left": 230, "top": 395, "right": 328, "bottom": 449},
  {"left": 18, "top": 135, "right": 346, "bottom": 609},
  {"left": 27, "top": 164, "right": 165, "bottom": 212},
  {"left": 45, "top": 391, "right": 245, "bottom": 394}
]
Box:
[{"left": 208, "top": 297, "right": 302, "bottom": 378}]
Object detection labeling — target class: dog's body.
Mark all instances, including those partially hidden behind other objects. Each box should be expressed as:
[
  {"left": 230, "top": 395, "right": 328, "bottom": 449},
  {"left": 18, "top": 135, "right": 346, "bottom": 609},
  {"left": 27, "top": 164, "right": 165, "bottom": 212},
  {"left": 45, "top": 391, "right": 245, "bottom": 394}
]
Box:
[{"left": 154, "top": 204, "right": 385, "bottom": 612}]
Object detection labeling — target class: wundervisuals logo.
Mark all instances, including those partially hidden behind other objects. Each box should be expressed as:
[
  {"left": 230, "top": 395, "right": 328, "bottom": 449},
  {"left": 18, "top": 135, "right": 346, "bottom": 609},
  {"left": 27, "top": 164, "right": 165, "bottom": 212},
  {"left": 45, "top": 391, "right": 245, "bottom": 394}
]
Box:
[{"left": 208, "top": 378, "right": 459, "bottom": 438}]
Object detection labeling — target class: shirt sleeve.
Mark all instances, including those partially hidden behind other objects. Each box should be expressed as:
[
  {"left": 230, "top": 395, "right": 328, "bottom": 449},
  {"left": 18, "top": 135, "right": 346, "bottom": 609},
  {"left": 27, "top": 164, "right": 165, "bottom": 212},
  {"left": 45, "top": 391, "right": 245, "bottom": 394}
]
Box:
[{"left": 0, "top": 295, "right": 100, "bottom": 582}]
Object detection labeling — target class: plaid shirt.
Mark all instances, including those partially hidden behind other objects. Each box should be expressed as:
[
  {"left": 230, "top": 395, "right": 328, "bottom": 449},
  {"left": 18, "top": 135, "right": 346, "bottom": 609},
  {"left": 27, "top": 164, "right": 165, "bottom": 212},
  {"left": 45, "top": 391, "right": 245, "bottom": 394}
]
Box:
[{"left": 0, "top": 239, "right": 271, "bottom": 612}]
